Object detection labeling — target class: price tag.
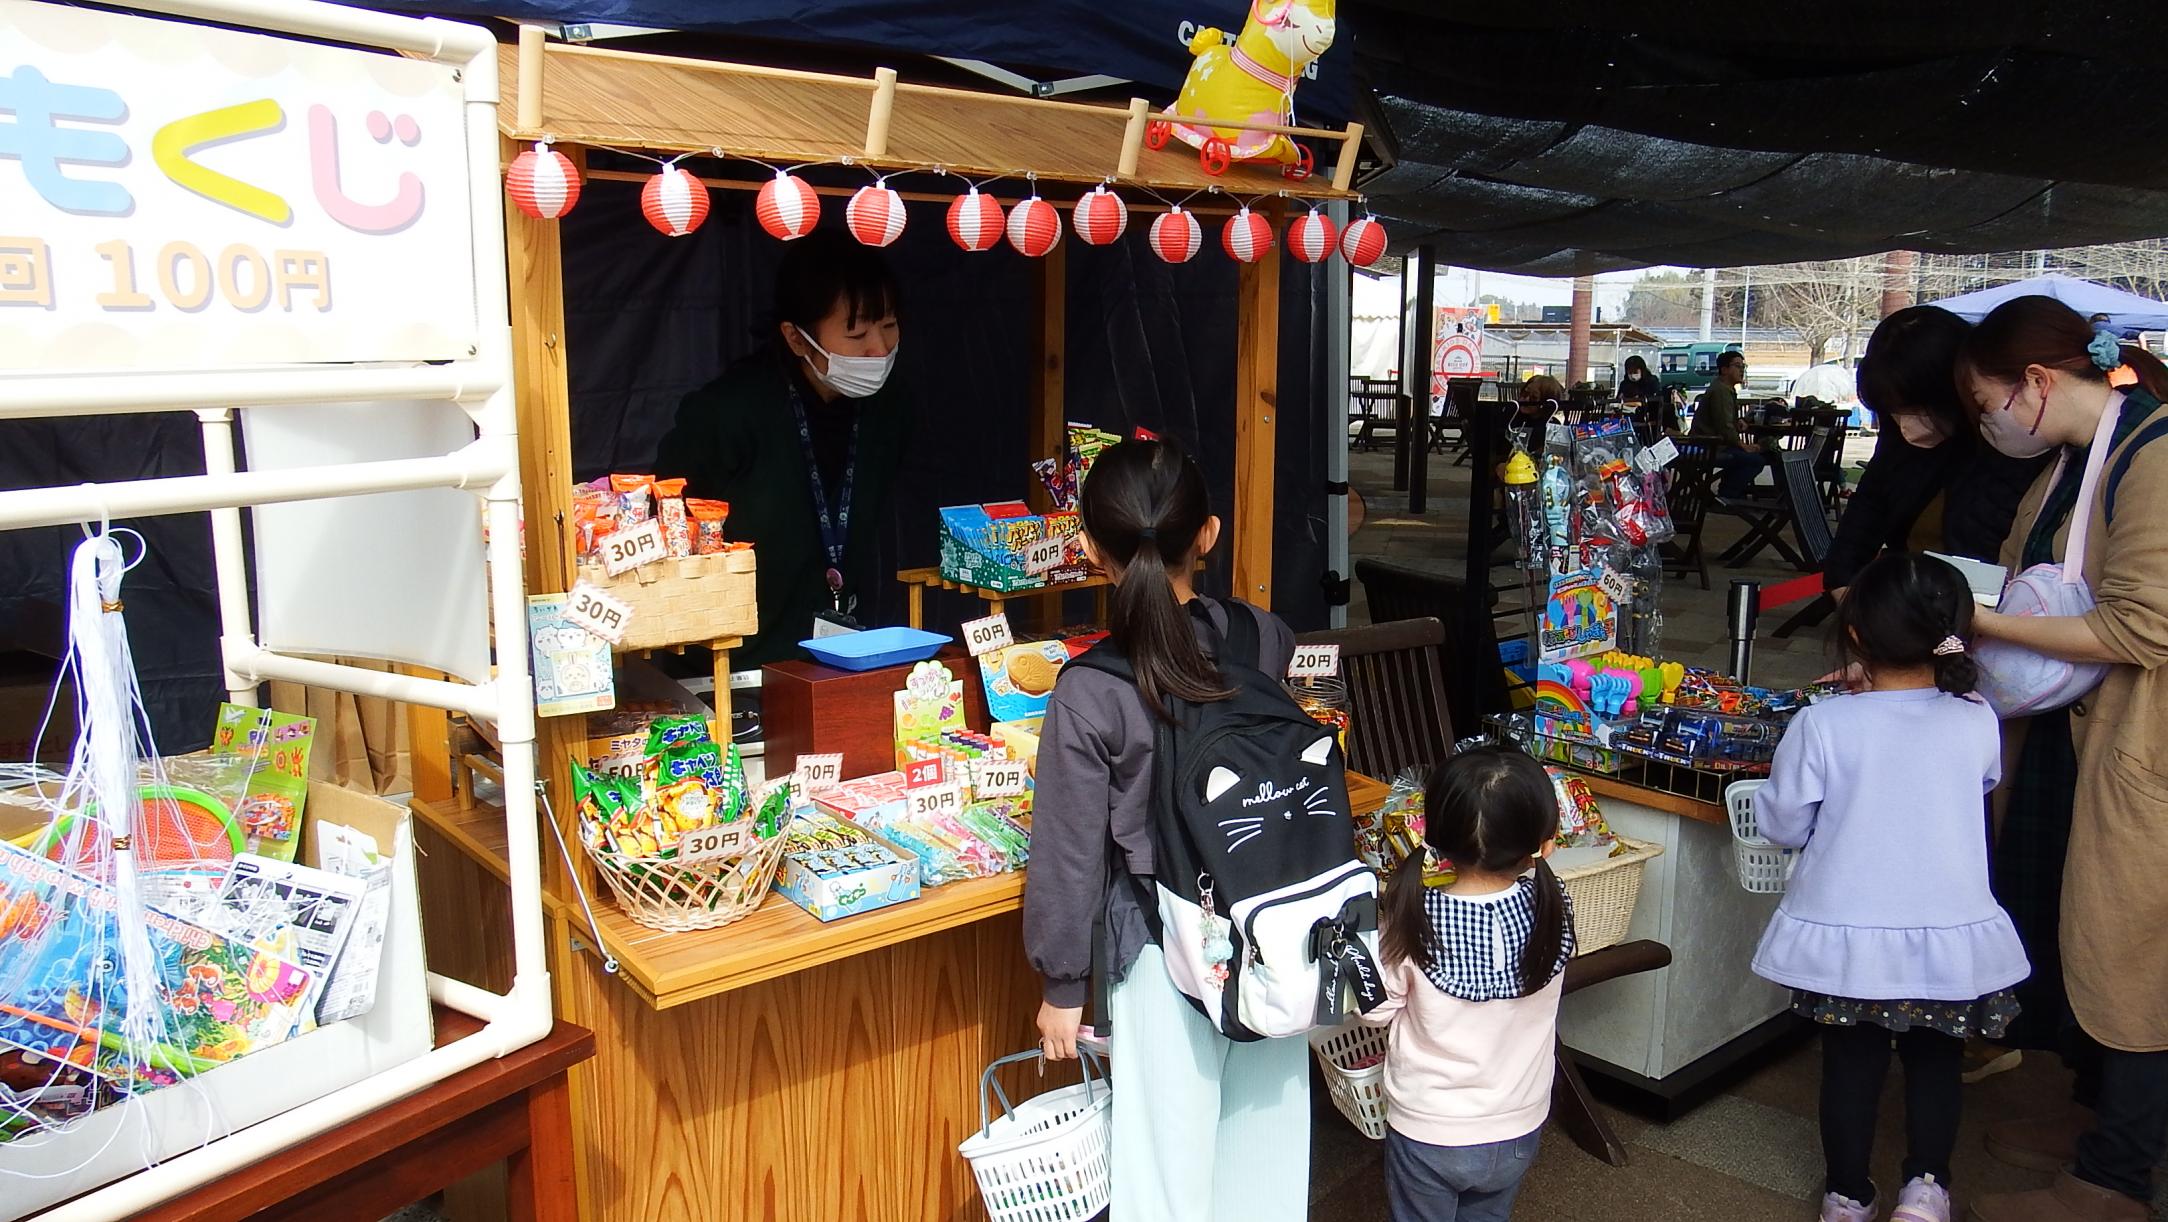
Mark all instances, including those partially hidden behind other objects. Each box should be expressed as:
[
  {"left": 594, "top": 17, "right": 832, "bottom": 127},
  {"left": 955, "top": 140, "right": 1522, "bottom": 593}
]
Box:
[
  {"left": 961, "top": 612, "right": 1015, "bottom": 657},
  {"left": 794, "top": 753, "right": 844, "bottom": 791},
  {"left": 903, "top": 757, "right": 948, "bottom": 790},
  {"left": 972, "top": 759, "right": 1029, "bottom": 799},
  {"left": 1287, "top": 643, "right": 1341, "bottom": 679},
  {"left": 1643, "top": 437, "right": 1679, "bottom": 469},
  {"left": 906, "top": 783, "right": 964, "bottom": 821},
  {"left": 563, "top": 581, "right": 634, "bottom": 645},
  {"left": 1022, "top": 535, "right": 1068, "bottom": 576},
  {"left": 601, "top": 519, "right": 666, "bottom": 576},
  {"left": 677, "top": 822, "right": 751, "bottom": 864},
  {"left": 1598, "top": 569, "right": 1634, "bottom": 602}
]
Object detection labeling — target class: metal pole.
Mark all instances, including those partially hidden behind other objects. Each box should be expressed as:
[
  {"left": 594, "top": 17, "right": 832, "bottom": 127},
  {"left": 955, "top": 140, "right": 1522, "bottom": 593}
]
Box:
[
  {"left": 1409, "top": 245, "right": 1438, "bottom": 515},
  {"left": 1728, "top": 578, "right": 1761, "bottom": 684},
  {"left": 1325, "top": 200, "right": 1352, "bottom": 628},
  {"left": 1699, "top": 267, "right": 1717, "bottom": 342}
]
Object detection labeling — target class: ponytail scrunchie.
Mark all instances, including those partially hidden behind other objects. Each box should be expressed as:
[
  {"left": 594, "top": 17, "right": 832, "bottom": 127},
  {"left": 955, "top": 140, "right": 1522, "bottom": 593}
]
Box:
[{"left": 2089, "top": 329, "right": 2124, "bottom": 371}]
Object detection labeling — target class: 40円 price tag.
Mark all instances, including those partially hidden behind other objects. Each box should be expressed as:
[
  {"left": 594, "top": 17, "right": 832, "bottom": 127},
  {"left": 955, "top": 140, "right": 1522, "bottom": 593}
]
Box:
[
  {"left": 907, "top": 783, "right": 964, "bottom": 821},
  {"left": 676, "top": 822, "right": 752, "bottom": 864},
  {"left": 961, "top": 612, "right": 1014, "bottom": 656},
  {"left": 601, "top": 519, "right": 666, "bottom": 576},
  {"left": 1287, "top": 643, "right": 1341, "bottom": 679},
  {"left": 794, "top": 753, "right": 844, "bottom": 791},
  {"left": 563, "top": 581, "right": 634, "bottom": 645},
  {"left": 972, "top": 759, "right": 1029, "bottom": 799},
  {"left": 1022, "top": 535, "right": 1068, "bottom": 576}
]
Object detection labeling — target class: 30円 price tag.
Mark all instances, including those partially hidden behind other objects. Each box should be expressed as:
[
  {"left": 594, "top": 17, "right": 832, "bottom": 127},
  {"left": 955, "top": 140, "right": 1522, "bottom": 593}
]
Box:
[
  {"left": 1287, "top": 643, "right": 1341, "bottom": 679},
  {"left": 903, "top": 757, "right": 948, "bottom": 790},
  {"left": 601, "top": 519, "right": 667, "bottom": 576},
  {"left": 961, "top": 612, "right": 1015, "bottom": 657},
  {"left": 1022, "top": 535, "right": 1068, "bottom": 576},
  {"left": 907, "top": 783, "right": 964, "bottom": 821},
  {"left": 794, "top": 753, "right": 844, "bottom": 791},
  {"left": 972, "top": 759, "right": 1029, "bottom": 799},
  {"left": 677, "top": 822, "right": 751, "bottom": 864},
  {"left": 563, "top": 581, "right": 634, "bottom": 645}
]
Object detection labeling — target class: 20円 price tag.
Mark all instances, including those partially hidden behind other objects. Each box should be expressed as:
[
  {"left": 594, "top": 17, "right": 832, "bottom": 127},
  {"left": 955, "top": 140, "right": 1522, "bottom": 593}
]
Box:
[
  {"left": 907, "top": 783, "right": 964, "bottom": 821},
  {"left": 1022, "top": 535, "right": 1068, "bottom": 575},
  {"left": 794, "top": 753, "right": 844, "bottom": 791},
  {"left": 972, "top": 759, "right": 1029, "bottom": 799},
  {"left": 563, "top": 582, "right": 634, "bottom": 645},
  {"left": 1287, "top": 643, "right": 1341, "bottom": 679},
  {"left": 677, "top": 822, "right": 751, "bottom": 864},
  {"left": 601, "top": 519, "right": 666, "bottom": 576},
  {"left": 961, "top": 612, "right": 1014, "bottom": 656}
]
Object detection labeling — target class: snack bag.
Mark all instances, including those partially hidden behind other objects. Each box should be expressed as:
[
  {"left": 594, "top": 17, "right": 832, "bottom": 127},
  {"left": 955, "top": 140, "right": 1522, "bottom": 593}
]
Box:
[
  {"left": 654, "top": 477, "right": 691, "bottom": 557},
  {"left": 610, "top": 474, "right": 656, "bottom": 524},
  {"left": 687, "top": 499, "right": 730, "bottom": 554}
]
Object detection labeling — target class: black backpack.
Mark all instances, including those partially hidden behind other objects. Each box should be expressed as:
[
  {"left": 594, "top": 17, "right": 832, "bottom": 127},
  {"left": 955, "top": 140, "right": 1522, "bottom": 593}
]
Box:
[{"left": 1071, "top": 602, "right": 1385, "bottom": 1040}]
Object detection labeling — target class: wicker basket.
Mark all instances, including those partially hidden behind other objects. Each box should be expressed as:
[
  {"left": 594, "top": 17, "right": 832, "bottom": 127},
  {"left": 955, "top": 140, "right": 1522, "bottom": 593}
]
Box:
[
  {"left": 1310, "top": 1024, "right": 1391, "bottom": 1140},
  {"left": 1555, "top": 836, "right": 1663, "bottom": 954},
  {"left": 581, "top": 822, "right": 787, "bottom": 932},
  {"left": 576, "top": 551, "right": 758, "bottom": 650}
]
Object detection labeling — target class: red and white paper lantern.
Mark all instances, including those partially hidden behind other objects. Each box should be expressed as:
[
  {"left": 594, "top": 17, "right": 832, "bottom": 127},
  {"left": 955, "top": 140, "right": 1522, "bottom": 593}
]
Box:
[
  {"left": 1071, "top": 185, "right": 1128, "bottom": 246},
  {"left": 505, "top": 142, "right": 581, "bottom": 220},
  {"left": 1148, "top": 206, "right": 1203, "bottom": 264},
  {"left": 946, "top": 186, "right": 1005, "bottom": 252},
  {"left": 639, "top": 164, "right": 710, "bottom": 237},
  {"left": 846, "top": 182, "right": 908, "bottom": 247},
  {"left": 756, "top": 169, "right": 821, "bottom": 240},
  {"left": 1007, "top": 195, "right": 1061, "bottom": 257},
  {"left": 1221, "top": 206, "right": 1276, "bottom": 263},
  {"left": 1339, "top": 215, "right": 1388, "bottom": 268},
  {"left": 1287, "top": 209, "right": 1338, "bottom": 263}
]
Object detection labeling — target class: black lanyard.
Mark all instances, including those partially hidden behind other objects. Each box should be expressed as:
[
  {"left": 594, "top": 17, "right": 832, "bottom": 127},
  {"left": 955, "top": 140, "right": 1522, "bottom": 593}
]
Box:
[{"left": 785, "top": 381, "right": 858, "bottom": 605}]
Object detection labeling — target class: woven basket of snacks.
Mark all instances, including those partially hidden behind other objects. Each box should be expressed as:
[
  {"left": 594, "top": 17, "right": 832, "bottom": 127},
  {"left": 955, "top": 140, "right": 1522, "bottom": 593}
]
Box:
[{"left": 570, "top": 713, "right": 792, "bottom": 933}]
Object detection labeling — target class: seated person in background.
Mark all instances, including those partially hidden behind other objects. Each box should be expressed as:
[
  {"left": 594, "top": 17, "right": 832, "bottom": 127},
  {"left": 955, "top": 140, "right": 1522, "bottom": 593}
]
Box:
[
  {"left": 1617, "top": 354, "right": 1664, "bottom": 409},
  {"left": 1516, "top": 373, "right": 1566, "bottom": 431},
  {"left": 1689, "top": 349, "right": 1769, "bottom": 497}
]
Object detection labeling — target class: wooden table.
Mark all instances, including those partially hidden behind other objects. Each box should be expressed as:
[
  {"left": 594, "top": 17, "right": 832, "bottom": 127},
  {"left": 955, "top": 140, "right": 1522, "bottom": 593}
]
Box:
[{"left": 126, "top": 1007, "right": 594, "bottom": 1222}]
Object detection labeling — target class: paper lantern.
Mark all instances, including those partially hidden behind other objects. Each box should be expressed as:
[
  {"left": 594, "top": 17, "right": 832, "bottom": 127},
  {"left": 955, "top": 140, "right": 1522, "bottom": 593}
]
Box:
[
  {"left": 1288, "top": 209, "right": 1338, "bottom": 263},
  {"left": 505, "top": 142, "right": 580, "bottom": 220},
  {"left": 1222, "top": 207, "right": 1275, "bottom": 263},
  {"left": 1072, "top": 185, "right": 1128, "bottom": 246},
  {"left": 846, "top": 182, "right": 907, "bottom": 247},
  {"left": 639, "top": 164, "right": 710, "bottom": 237},
  {"left": 1149, "top": 206, "right": 1203, "bottom": 264},
  {"left": 756, "top": 169, "right": 820, "bottom": 240},
  {"left": 946, "top": 187, "right": 1005, "bottom": 252},
  {"left": 1007, "top": 196, "right": 1061, "bottom": 257},
  {"left": 1340, "top": 216, "right": 1388, "bottom": 268}
]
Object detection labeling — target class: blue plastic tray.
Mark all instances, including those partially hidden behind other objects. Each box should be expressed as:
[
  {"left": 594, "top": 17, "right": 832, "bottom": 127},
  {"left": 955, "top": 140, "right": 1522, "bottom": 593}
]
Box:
[{"left": 799, "top": 626, "right": 952, "bottom": 672}]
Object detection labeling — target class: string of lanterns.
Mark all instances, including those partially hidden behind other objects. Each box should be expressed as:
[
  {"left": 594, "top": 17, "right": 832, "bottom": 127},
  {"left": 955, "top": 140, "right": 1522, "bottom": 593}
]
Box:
[{"left": 506, "top": 141, "right": 1389, "bottom": 268}]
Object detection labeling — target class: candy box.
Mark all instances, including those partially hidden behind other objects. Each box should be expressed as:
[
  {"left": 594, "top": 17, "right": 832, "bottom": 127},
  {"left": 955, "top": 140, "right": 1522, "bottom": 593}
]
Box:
[
  {"left": 812, "top": 772, "right": 910, "bottom": 829},
  {"left": 978, "top": 638, "right": 1086, "bottom": 724},
  {"left": 938, "top": 503, "right": 1049, "bottom": 594},
  {"left": 771, "top": 810, "right": 921, "bottom": 922},
  {"left": 991, "top": 719, "right": 1043, "bottom": 772}
]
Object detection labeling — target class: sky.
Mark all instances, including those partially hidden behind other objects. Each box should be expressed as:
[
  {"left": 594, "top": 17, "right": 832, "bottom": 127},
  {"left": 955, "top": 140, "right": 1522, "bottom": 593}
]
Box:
[{"left": 1357, "top": 265, "right": 1693, "bottom": 320}]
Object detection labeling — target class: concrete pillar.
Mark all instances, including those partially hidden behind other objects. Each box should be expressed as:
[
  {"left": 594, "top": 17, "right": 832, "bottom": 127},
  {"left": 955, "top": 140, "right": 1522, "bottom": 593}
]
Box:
[
  {"left": 1568, "top": 265, "right": 1594, "bottom": 386},
  {"left": 1880, "top": 250, "right": 1919, "bottom": 317}
]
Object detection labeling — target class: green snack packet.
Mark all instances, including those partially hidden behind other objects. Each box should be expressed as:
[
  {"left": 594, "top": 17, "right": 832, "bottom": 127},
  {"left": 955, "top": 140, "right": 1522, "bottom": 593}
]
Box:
[
  {"left": 571, "top": 757, "right": 641, "bottom": 824},
  {"left": 644, "top": 713, "right": 711, "bottom": 756}
]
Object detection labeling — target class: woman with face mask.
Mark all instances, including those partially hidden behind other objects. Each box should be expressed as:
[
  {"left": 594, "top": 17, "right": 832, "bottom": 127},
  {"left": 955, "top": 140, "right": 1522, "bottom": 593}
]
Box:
[
  {"left": 656, "top": 231, "right": 906, "bottom": 667},
  {"left": 1957, "top": 297, "right": 2168, "bottom": 1222}
]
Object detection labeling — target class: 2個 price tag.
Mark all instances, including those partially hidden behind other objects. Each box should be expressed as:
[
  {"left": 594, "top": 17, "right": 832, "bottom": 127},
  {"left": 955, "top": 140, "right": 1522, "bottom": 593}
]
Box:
[
  {"left": 1287, "top": 643, "right": 1341, "bottom": 679},
  {"left": 907, "top": 783, "right": 964, "bottom": 821},
  {"left": 972, "top": 759, "right": 1029, "bottom": 799},
  {"left": 563, "top": 582, "right": 634, "bottom": 645},
  {"left": 601, "top": 519, "right": 667, "bottom": 576},
  {"left": 904, "top": 757, "right": 948, "bottom": 790},
  {"left": 794, "top": 753, "right": 844, "bottom": 791},
  {"left": 1022, "top": 535, "right": 1068, "bottom": 576},
  {"left": 961, "top": 612, "right": 1015, "bottom": 657},
  {"left": 677, "top": 822, "right": 751, "bottom": 864}
]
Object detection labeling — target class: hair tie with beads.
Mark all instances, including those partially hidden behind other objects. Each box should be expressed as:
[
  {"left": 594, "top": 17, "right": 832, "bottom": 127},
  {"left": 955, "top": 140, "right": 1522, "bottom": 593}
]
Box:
[{"left": 1933, "top": 635, "right": 1967, "bottom": 657}]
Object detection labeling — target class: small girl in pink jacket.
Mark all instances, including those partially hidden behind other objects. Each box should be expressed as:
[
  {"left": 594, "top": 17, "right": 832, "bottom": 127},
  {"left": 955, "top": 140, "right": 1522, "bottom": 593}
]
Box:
[{"left": 1365, "top": 746, "right": 1574, "bottom": 1221}]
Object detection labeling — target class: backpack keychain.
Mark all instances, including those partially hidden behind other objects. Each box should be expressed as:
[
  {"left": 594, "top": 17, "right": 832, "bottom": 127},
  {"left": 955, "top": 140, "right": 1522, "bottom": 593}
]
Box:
[{"left": 1199, "top": 873, "right": 1234, "bottom": 988}]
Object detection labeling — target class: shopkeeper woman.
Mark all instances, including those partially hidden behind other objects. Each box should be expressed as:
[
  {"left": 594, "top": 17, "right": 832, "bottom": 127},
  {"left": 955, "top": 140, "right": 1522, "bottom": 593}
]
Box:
[
  {"left": 655, "top": 231, "right": 908, "bottom": 667},
  {"left": 1958, "top": 296, "right": 2168, "bottom": 1222}
]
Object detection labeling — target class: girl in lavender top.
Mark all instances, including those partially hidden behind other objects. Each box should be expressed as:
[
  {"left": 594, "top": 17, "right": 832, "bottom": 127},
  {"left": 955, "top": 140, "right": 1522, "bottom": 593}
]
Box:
[{"left": 1751, "top": 552, "right": 2030, "bottom": 1222}]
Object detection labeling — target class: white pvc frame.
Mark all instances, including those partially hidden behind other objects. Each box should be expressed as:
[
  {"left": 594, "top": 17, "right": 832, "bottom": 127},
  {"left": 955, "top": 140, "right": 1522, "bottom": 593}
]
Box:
[{"left": 2, "top": 4, "right": 550, "bottom": 1218}]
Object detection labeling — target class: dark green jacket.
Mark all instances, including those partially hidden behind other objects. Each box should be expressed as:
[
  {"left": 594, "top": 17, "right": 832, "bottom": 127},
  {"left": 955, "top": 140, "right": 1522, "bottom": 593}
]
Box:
[
  {"left": 654, "top": 350, "right": 910, "bottom": 668},
  {"left": 1690, "top": 379, "right": 1744, "bottom": 449}
]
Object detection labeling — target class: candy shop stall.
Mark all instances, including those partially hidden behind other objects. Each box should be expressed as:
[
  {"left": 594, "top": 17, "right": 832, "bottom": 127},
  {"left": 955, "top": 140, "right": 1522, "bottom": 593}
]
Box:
[{"left": 403, "top": 25, "right": 1380, "bottom": 1222}]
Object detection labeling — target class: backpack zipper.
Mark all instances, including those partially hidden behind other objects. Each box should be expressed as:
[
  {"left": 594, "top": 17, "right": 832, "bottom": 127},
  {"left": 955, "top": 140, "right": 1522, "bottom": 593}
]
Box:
[{"left": 1236, "top": 862, "right": 1374, "bottom": 968}]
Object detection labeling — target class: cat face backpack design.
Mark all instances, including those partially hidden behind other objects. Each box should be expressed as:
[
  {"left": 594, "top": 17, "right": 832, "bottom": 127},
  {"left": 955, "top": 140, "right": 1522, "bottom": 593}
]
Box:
[{"left": 1071, "top": 602, "right": 1384, "bottom": 1040}]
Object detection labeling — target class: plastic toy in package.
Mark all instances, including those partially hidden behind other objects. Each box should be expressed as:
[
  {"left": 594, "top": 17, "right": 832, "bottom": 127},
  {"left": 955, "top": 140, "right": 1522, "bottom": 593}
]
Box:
[{"left": 1545, "top": 766, "right": 1615, "bottom": 848}]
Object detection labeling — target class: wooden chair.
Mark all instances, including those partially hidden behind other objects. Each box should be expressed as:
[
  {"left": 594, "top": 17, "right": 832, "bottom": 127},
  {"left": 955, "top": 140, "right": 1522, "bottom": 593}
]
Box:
[
  {"left": 1294, "top": 618, "right": 1455, "bottom": 780},
  {"left": 1556, "top": 940, "right": 1676, "bottom": 1165},
  {"left": 1660, "top": 447, "right": 1717, "bottom": 591},
  {"left": 1354, "top": 559, "right": 1508, "bottom": 736}
]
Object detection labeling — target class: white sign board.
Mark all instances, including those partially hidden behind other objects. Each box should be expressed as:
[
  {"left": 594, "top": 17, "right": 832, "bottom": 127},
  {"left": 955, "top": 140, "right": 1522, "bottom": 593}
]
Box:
[{"left": 0, "top": 0, "right": 479, "bottom": 371}]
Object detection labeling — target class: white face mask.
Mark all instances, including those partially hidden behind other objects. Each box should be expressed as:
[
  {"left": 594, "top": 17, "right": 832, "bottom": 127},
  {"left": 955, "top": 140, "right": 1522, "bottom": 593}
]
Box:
[
  {"left": 795, "top": 330, "right": 897, "bottom": 399},
  {"left": 1979, "top": 381, "right": 2056, "bottom": 459}
]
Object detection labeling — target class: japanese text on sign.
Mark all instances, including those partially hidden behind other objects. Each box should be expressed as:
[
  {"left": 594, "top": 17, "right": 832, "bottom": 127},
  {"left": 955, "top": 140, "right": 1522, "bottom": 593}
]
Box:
[
  {"left": 1023, "top": 536, "right": 1068, "bottom": 576},
  {"left": 602, "top": 520, "right": 666, "bottom": 576},
  {"left": 677, "top": 823, "right": 751, "bottom": 864},
  {"left": 907, "top": 784, "right": 963, "bottom": 821},
  {"left": 972, "top": 760, "right": 1029, "bottom": 799},
  {"left": 564, "top": 582, "right": 633, "bottom": 645},
  {"left": 961, "top": 612, "right": 1014, "bottom": 657},
  {"left": 794, "top": 754, "right": 844, "bottom": 791},
  {"left": 1287, "top": 644, "right": 1341, "bottom": 679},
  {"left": 904, "top": 758, "right": 948, "bottom": 790}
]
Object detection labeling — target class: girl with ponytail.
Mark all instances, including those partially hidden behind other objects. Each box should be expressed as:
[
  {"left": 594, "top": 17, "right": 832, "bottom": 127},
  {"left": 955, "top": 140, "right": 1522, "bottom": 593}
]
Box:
[
  {"left": 1750, "top": 551, "right": 2029, "bottom": 1222},
  {"left": 1366, "top": 745, "right": 1572, "bottom": 1221},
  {"left": 1020, "top": 438, "right": 1311, "bottom": 1221}
]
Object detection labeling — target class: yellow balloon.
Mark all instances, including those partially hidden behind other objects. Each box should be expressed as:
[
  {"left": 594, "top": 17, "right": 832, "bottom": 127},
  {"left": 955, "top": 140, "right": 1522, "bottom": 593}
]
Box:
[{"left": 1167, "top": 1, "right": 1337, "bottom": 167}]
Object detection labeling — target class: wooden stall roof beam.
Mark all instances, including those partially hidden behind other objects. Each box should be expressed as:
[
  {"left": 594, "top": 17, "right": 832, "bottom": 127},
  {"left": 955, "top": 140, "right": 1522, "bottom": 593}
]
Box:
[
  {"left": 1233, "top": 198, "right": 1284, "bottom": 609},
  {"left": 500, "top": 41, "right": 1356, "bottom": 201},
  {"left": 576, "top": 167, "right": 1262, "bottom": 215}
]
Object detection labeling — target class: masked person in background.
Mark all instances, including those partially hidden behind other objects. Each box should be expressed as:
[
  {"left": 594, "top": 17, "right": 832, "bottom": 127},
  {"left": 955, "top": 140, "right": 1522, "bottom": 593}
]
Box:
[{"left": 657, "top": 231, "right": 909, "bottom": 668}]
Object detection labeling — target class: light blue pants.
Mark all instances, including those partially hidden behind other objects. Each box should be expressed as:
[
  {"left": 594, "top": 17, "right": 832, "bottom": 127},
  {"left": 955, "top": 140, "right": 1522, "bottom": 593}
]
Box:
[{"left": 1109, "top": 943, "right": 1312, "bottom": 1222}]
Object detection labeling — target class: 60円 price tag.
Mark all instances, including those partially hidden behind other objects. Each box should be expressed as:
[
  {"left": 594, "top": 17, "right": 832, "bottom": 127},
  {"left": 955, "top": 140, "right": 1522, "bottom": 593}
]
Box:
[
  {"left": 907, "top": 783, "right": 964, "bottom": 821},
  {"left": 601, "top": 519, "right": 666, "bottom": 576},
  {"left": 972, "top": 760, "right": 1029, "bottom": 799},
  {"left": 677, "top": 822, "right": 751, "bottom": 864},
  {"left": 564, "top": 581, "right": 634, "bottom": 645},
  {"left": 1022, "top": 535, "right": 1068, "bottom": 575},
  {"left": 794, "top": 753, "right": 844, "bottom": 791},
  {"left": 1287, "top": 643, "right": 1341, "bottom": 679},
  {"left": 961, "top": 612, "right": 1014, "bottom": 656}
]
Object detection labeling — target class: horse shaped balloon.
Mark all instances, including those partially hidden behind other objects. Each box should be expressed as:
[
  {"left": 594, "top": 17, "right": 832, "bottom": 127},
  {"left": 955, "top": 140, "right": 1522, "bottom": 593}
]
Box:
[{"left": 1151, "top": 0, "right": 1336, "bottom": 177}]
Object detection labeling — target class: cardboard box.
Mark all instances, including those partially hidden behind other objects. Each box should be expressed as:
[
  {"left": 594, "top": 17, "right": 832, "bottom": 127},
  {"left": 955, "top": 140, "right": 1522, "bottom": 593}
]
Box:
[
  {"left": 0, "top": 781, "right": 434, "bottom": 1220},
  {"left": 583, "top": 659, "right": 717, "bottom": 781},
  {"left": 770, "top": 810, "right": 921, "bottom": 922}
]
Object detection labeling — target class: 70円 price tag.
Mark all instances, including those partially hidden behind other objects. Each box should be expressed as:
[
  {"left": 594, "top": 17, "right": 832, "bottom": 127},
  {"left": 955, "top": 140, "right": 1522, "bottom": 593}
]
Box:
[
  {"left": 1287, "top": 643, "right": 1341, "bottom": 679},
  {"left": 794, "top": 753, "right": 844, "bottom": 791},
  {"left": 972, "top": 760, "right": 1029, "bottom": 799},
  {"left": 961, "top": 612, "right": 1014, "bottom": 656},
  {"left": 907, "top": 783, "right": 964, "bottom": 821},
  {"left": 601, "top": 519, "right": 667, "bottom": 576},
  {"left": 564, "top": 582, "right": 634, "bottom": 645}
]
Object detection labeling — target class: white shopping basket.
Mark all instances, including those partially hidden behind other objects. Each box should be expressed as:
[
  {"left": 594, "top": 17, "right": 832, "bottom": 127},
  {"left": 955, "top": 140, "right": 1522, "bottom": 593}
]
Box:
[
  {"left": 959, "top": 1047, "right": 1113, "bottom": 1222},
  {"left": 1311, "top": 1023, "right": 1391, "bottom": 1140},
  {"left": 1725, "top": 778, "right": 1796, "bottom": 893}
]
